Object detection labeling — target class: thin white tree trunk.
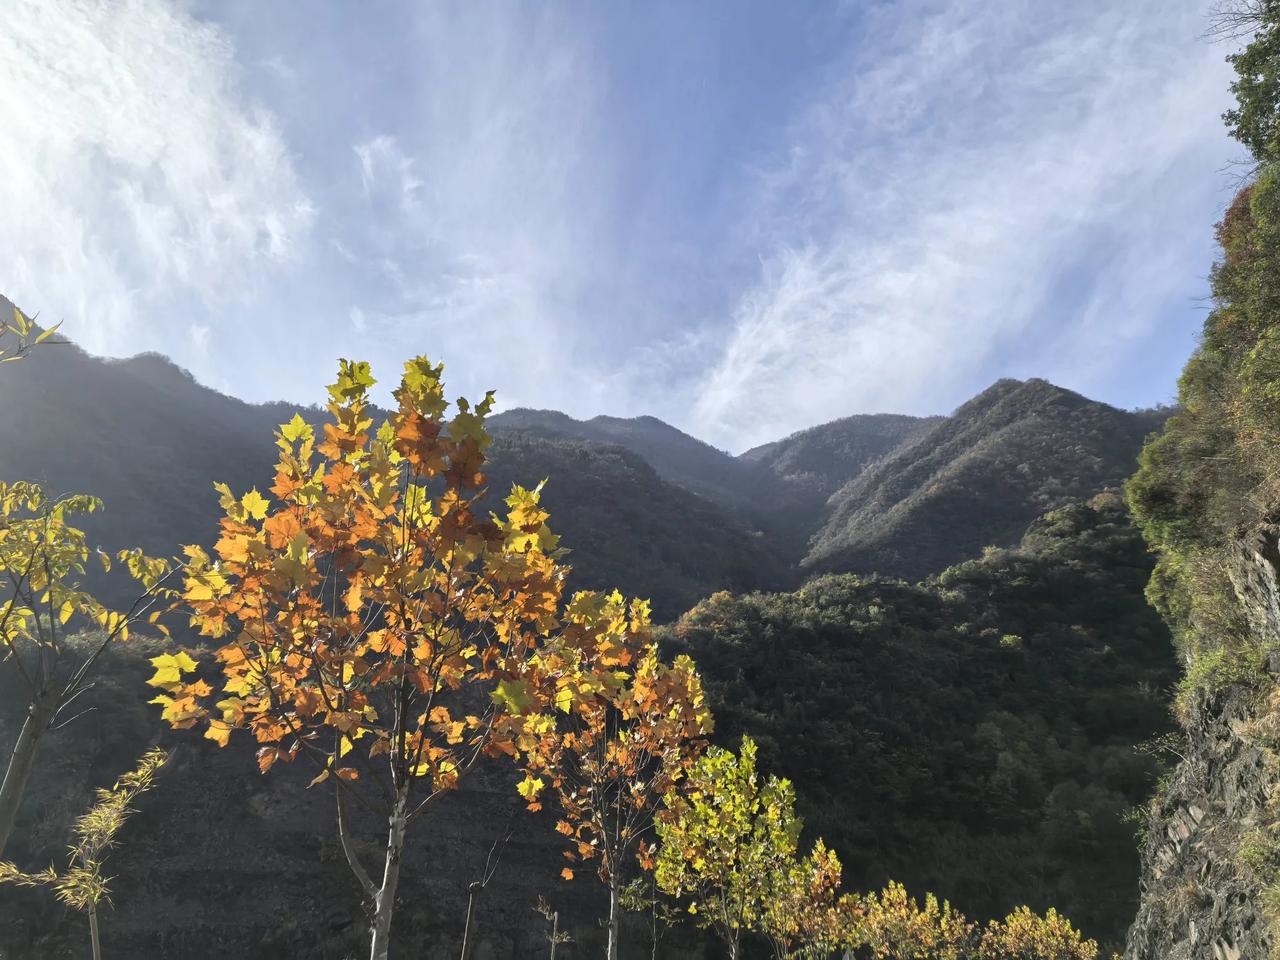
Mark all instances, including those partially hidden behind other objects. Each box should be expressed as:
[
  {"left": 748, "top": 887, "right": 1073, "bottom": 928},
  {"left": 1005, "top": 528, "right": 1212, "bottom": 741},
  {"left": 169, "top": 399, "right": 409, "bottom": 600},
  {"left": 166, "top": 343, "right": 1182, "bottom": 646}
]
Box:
[
  {"left": 369, "top": 790, "right": 409, "bottom": 960},
  {"left": 606, "top": 876, "right": 621, "bottom": 960}
]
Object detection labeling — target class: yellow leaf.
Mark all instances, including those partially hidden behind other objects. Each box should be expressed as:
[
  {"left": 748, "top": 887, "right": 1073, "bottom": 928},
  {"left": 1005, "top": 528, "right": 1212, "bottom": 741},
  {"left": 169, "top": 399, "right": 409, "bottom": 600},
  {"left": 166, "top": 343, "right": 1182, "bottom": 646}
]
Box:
[
  {"left": 241, "top": 488, "right": 270, "bottom": 521},
  {"left": 280, "top": 413, "right": 313, "bottom": 444},
  {"left": 517, "top": 774, "right": 545, "bottom": 801},
  {"left": 204, "top": 721, "right": 231, "bottom": 747}
]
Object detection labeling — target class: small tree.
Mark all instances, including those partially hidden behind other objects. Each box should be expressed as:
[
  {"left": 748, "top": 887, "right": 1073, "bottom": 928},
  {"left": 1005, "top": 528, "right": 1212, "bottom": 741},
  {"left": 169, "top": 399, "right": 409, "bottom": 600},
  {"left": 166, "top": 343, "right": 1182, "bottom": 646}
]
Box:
[
  {"left": 978, "top": 906, "right": 1098, "bottom": 960},
  {"left": 654, "top": 735, "right": 800, "bottom": 960},
  {"left": 838, "top": 883, "right": 1099, "bottom": 960},
  {"left": 0, "top": 482, "right": 172, "bottom": 856},
  {"left": 533, "top": 896, "right": 574, "bottom": 959},
  {"left": 840, "top": 882, "right": 975, "bottom": 960},
  {"left": 459, "top": 829, "right": 512, "bottom": 960},
  {"left": 509, "top": 590, "right": 713, "bottom": 960},
  {"left": 0, "top": 747, "right": 168, "bottom": 960},
  {"left": 147, "top": 357, "right": 592, "bottom": 960},
  {"left": 620, "top": 876, "right": 683, "bottom": 960},
  {"left": 761, "top": 839, "right": 844, "bottom": 959},
  {"left": 1221, "top": 0, "right": 1280, "bottom": 162}
]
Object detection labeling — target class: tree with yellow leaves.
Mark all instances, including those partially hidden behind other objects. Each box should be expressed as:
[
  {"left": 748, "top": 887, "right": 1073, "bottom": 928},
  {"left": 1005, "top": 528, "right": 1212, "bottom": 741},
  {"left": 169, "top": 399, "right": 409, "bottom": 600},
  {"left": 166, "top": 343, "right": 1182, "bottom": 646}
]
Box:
[
  {"left": 504, "top": 589, "right": 713, "bottom": 960},
  {"left": 654, "top": 735, "right": 801, "bottom": 960},
  {"left": 841, "top": 881, "right": 976, "bottom": 960},
  {"left": 0, "top": 304, "right": 163, "bottom": 859},
  {"left": 146, "top": 357, "right": 600, "bottom": 960},
  {"left": 0, "top": 481, "right": 173, "bottom": 857},
  {"left": 839, "top": 882, "right": 1099, "bottom": 960},
  {"left": 978, "top": 905, "right": 1099, "bottom": 960},
  {"left": 761, "top": 839, "right": 845, "bottom": 959},
  {"left": 0, "top": 747, "right": 167, "bottom": 960}
]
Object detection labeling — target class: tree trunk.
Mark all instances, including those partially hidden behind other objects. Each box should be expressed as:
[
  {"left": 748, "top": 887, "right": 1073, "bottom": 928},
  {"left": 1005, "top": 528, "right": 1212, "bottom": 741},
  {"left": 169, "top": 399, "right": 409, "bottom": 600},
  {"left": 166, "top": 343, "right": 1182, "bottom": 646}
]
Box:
[
  {"left": 88, "top": 904, "right": 102, "bottom": 960},
  {"left": 459, "top": 881, "right": 481, "bottom": 960},
  {"left": 549, "top": 911, "right": 559, "bottom": 960},
  {"left": 606, "top": 876, "right": 621, "bottom": 960},
  {"left": 727, "top": 934, "right": 739, "bottom": 960},
  {"left": 0, "top": 690, "right": 55, "bottom": 857},
  {"left": 368, "top": 791, "right": 408, "bottom": 960}
]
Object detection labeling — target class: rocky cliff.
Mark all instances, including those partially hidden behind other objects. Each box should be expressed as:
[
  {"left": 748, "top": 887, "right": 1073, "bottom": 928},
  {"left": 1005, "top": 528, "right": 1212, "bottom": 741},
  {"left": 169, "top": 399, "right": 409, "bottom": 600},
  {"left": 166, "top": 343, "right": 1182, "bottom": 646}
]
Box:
[{"left": 1125, "top": 527, "right": 1280, "bottom": 960}]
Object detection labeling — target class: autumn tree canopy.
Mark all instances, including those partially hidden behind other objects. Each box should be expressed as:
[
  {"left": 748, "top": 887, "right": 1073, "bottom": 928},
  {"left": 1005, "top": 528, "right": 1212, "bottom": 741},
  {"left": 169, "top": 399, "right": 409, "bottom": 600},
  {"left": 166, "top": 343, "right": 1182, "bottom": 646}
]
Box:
[
  {"left": 149, "top": 357, "right": 583, "bottom": 960},
  {"left": 503, "top": 588, "right": 713, "bottom": 959}
]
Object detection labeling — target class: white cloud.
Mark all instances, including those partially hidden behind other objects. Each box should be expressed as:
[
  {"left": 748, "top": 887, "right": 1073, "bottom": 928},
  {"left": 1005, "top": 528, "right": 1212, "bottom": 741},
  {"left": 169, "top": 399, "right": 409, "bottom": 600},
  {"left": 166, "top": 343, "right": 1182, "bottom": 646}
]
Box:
[
  {"left": 0, "top": 0, "right": 313, "bottom": 353},
  {"left": 324, "top": 5, "right": 623, "bottom": 414},
  {"left": 688, "top": 0, "right": 1235, "bottom": 450},
  {"left": 353, "top": 135, "right": 422, "bottom": 208}
]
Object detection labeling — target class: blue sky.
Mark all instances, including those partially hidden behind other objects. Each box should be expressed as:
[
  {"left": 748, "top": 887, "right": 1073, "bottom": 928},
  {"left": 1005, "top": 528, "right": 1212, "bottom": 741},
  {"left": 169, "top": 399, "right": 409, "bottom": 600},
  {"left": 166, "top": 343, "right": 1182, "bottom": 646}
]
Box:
[{"left": 0, "top": 0, "right": 1241, "bottom": 452}]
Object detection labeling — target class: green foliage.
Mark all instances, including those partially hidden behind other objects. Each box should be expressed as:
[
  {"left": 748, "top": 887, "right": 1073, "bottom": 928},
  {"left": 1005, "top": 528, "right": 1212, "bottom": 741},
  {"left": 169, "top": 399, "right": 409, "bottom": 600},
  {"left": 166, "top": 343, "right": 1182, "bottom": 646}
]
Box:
[
  {"left": 1176, "top": 642, "right": 1267, "bottom": 711},
  {"left": 1223, "top": 0, "right": 1280, "bottom": 162},
  {"left": 1128, "top": 160, "right": 1280, "bottom": 700},
  {"left": 654, "top": 736, "right": 802, "bottom": 954},
  {"left": 667, "top": 493, "right": 1177, "bottom": 948}
]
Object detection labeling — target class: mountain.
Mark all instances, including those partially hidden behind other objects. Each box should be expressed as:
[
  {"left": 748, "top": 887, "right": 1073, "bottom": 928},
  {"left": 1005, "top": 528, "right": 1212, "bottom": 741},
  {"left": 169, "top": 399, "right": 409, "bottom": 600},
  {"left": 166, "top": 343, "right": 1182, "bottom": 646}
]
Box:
[
  {"left": 489, "top": 408, "right": 761, "bottom": 510},
  {"left": 482, "top": 431, "right": 784, "bottom": 618},
  {"left": 803, "top": 379, "right": 1167, "bottom": 579},
  {"left": 666, "top": 491, "right": 1178, "bottom": 950},
  {"left": 0, "top": 307, "right": 1168, "bottom": 614},
  {"left": 0, "top": 312, "right": 777, "bottom": 621},
  {"left": 741, "top": 412, "right": 941, "bottom": 499}
]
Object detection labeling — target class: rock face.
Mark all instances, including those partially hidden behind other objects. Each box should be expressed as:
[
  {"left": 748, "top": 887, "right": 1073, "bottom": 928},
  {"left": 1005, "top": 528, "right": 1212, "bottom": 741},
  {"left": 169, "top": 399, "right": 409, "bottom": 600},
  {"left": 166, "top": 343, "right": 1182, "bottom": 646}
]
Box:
[
  {"left": 1125, "top": 527, "right": 1280, "bottom": 960},
  {"left": 1124, "top": 688, "right": 1269, "bottom": 960}
]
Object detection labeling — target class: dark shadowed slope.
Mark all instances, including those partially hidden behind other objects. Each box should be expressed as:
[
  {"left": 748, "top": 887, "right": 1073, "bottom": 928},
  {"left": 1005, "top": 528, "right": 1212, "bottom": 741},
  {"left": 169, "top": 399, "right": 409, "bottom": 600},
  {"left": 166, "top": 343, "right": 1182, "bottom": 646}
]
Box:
[
  {"left": 0, "top": 309, "right": 779, "bottom": 620},
  {"left": 489, "top": 408, "right": 761, "bottom": 508}
]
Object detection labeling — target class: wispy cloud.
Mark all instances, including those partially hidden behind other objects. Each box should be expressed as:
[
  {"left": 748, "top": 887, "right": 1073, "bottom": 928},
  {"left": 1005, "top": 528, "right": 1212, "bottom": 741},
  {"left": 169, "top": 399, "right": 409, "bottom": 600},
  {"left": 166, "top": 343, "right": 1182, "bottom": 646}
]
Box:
[
  {"left": 688, "top": 0, "right": 1234, "bottom": 450},
  {"left": 328, "top": 4, "right": 625, "bottom": 412},
  {"left": 0, "top": 1, "right": 1241, "bottom": 451},
  {"left": 0, "top": 0, "right": 312, "bottom": 353}
]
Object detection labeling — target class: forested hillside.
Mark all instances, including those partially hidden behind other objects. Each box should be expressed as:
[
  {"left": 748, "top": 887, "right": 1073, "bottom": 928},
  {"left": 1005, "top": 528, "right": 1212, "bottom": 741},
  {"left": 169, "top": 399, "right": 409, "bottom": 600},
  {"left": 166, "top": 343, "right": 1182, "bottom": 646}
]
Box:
[
  {"left": 804, "top": 379, "right": 1167, "bottom": 579},
  {"left": 668, "top": 492, "right": 1177, "bottom": 950},
  {"left": 740, "top": 412, "right": 940, "bottom": 499},
  {"left": 0, "top": 486, "right": 1169, "bottom": 958}
]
